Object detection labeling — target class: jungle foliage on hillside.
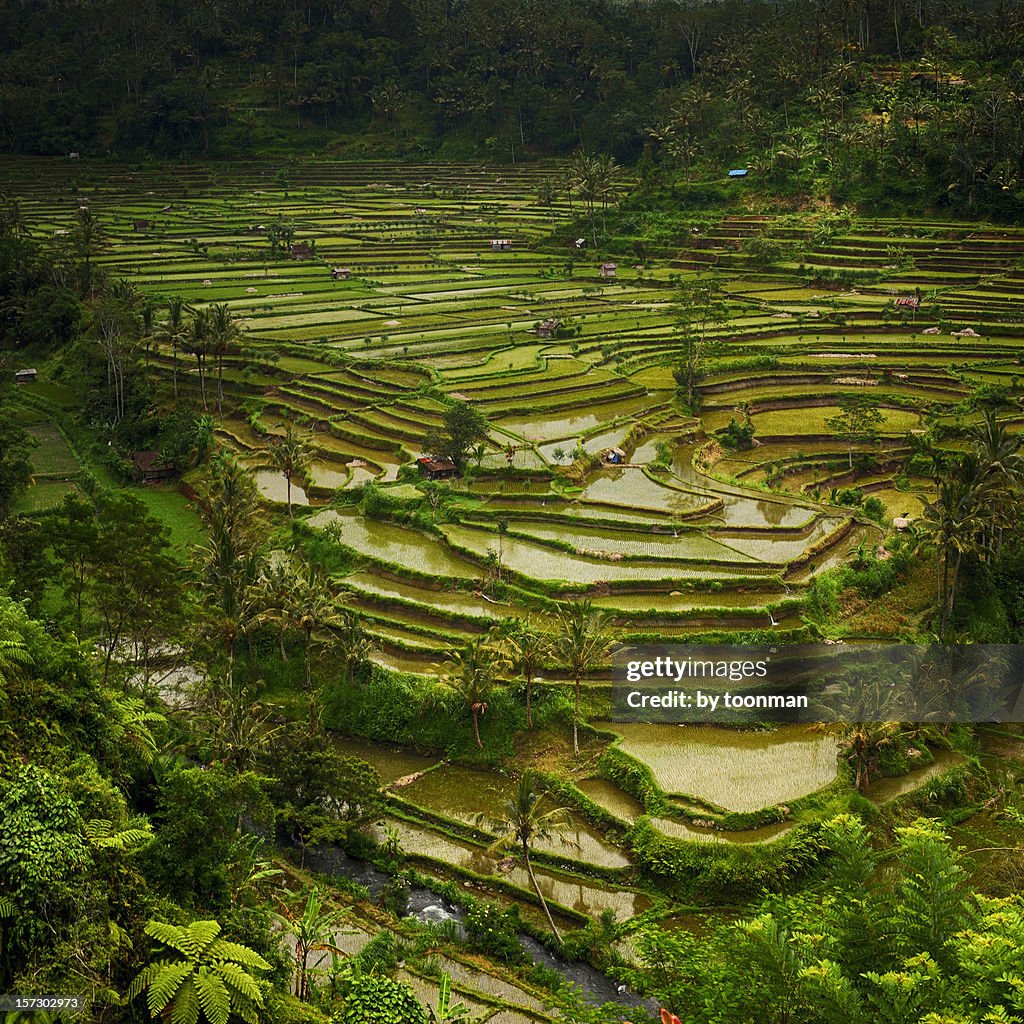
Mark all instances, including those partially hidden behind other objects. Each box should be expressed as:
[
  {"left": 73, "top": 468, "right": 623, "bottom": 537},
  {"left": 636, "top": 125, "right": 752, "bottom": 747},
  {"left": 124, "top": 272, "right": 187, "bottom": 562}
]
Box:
[{"left": 1, "top": 0, "right": 1023, "bottom": 215}]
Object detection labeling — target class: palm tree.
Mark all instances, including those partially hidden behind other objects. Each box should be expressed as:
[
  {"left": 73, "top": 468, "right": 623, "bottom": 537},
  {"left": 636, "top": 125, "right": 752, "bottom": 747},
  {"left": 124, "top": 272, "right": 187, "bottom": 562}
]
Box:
[
  {"left": 336, "top": 608, "right": 375, "bottom": 686},
  {"left": 198, "top": 517, "right": 264, "bottom": 688},
  {"left": 496, "top": 517, "right": 509, "bottom": 581},
  {"left": 203, "top": 674, "right": 282, "bottom": 770},
  {"left": 269, "top": 422, "right": 311, "bottom": 519},
  {"left": 209, "top": 303, "right": 239, "bottom": 415},
  {"left": 480, "top": 771, "right": 574, "bottom": 943},
  {"left": 186, "top": 308, "right": 212, "bottom": 411},
  {"left": 127, "top": 919, "right": 271, "bottom": 1024},
  {"left": 163, "top": 296, "right": 188, "bottom": 400},
  {"left": 196, "top": 458, "right": 264, "bottom": 687},
  {"left": 917, "top": 478, "right": 983, "bottom": 640},
  {"left": 273, "top": 888, "right": 351, "bottom": 1002},
  {"left": 970, "top": 409, "right": 1022, "bottom": 558},
  {"left": 289, "top": 561, "right": 347, "bottom": 703},
  {"left": 569, "top": 151, "right": 599, "bottom": 246},
  {"left": 554, "top": 600, "right": 610, "bottom": 755},
  {"left": 441, "top": 637, "right": 498, "bottom": 749},
  {"left": 591, "top": 152, "right": 620, "bottom": 234},
  {"left": 257, "top": 559, "right": 296, "bottom": 660},
  {"left": 496, "top": 618, "right": 551, "bottom": 729}
]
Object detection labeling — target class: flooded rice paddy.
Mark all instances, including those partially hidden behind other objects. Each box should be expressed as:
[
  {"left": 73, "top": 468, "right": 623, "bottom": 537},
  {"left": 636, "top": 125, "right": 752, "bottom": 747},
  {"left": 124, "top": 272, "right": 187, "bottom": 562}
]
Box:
[
  {"left": 401, "top": 765, "right": 631, "bottom": 869},
  {"left": 599, "top": 723, "right": 840, "bottom": 812},
  {"left": 386, "top": 818, "right": 650, "bottom": 919}
]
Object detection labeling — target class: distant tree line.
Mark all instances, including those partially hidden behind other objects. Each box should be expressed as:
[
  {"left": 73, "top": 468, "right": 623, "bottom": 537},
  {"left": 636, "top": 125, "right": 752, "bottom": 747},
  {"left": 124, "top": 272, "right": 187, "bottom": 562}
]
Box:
[{"left": 0, "top": 0, "right": 1022, "bottom": 215}]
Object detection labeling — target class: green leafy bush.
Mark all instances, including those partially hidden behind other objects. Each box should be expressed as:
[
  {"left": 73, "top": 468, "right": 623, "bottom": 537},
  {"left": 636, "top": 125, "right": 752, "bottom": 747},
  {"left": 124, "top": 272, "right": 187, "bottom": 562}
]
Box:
[
  {"left": 334, "top": 974, "right": 425, "bottom": 1024},
  {"left": 464, "top": 901, "right": 527, "bottom": 964}
]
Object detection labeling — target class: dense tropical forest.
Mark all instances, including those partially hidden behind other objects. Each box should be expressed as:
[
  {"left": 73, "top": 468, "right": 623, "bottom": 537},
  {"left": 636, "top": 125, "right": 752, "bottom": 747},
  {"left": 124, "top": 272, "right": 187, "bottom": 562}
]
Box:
[
  {"left": 1, "top": 0, "right": 1024, "bottom": 216},
  {"left": 2, "top": 0, "right": 1024, "bottom": 1022}
]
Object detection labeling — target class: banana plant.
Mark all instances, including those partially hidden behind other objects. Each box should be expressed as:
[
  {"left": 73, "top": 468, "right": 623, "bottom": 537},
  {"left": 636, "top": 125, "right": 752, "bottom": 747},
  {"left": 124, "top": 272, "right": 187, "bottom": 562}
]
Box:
[{"left": 428, "top": 973, "right": 473, "bottom": 1023}]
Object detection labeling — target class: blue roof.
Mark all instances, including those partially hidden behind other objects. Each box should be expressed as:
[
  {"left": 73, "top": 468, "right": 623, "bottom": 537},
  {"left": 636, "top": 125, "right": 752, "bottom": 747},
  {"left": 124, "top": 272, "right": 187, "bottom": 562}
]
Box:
[{"left": 728, "top": 169, "right": 749, "bottom": 177}]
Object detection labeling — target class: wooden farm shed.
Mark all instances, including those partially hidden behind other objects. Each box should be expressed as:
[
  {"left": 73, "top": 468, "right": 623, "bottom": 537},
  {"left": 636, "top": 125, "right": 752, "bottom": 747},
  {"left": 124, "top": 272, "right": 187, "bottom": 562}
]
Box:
[
  {"left": 290, "top": 241, "right": 314, "bottom": 260},
  {"left": 490, "top": 239, "right": 512, "bottom": 251},
  {"left": 14, "top": 368, "right": 37, "bottom": 383},
  {"left": 331, "top": 266, "right": 352, "bottom": 280},
  {"left": 535, "top": 318, "right": 563, "bottom": 338},
  {"left": 133, "top": 219, "right": 150, "bottom": 231},
  {"left": 417, "top": 456, "right": 457, "bottom": 480},
  {"left": 600, "top": 262, "right": 617, "bottom": 278},
  {"left": 132, "top": 451, "right": 176, "bottom": 483}
]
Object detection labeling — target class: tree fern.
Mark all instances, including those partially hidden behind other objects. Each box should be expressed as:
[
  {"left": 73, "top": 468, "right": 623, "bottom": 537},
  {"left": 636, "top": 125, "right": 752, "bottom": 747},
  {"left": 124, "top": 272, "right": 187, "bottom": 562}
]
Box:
[
  {"left": 147, "top": 962, "right": 193, "bottom": 1017},
  {"left": 194, "top": 968, "right": 230, "bottom": 1024},
  {"left": 128, "top": 919, "right": 270, "bottom": 1024},
  {"left": 84, "top": 818, "right": 153, "bottom": 851},
  {"left": 215, "top": 961, "right": 262, "bottom": 1004},
  {"left": 884, "top": 820, "right": 976, "bottom": 970},
  {"left": 169, "top": 978, "right": 200, "bottom": 1024}
]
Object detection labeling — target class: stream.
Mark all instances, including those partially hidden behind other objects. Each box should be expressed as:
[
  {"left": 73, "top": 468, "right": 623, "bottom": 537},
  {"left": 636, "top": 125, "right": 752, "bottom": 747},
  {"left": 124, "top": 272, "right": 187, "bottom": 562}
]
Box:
[{"left": 304, "top": 843, "right": 658, "bottom": 1015}]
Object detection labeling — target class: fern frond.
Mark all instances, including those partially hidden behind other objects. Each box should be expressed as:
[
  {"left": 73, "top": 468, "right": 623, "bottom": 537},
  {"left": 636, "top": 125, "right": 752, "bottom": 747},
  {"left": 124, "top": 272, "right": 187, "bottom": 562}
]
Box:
[
  {"left": 126, "top": 962, "right": 160, "bottom": 1002},
  {"left": 194, "top": 967, "right": 230, "bottom": 1024},
  {"left": 147, "top": 961, "right": 192, "bottom": 1018},
  {"left": 169, "top": 977, "right": 200, "bottom": 1024},
  {"left": 206, "top": 938, "right": 271, "bottom": 971},
  {"left": 186, "top": 920, "right": 223, "bottom": 958},
  {"left": 145, "top": 920, "right": 197, "bottom": 957},
  {"left": 214, "top": 961, "right": 262, "bottom": 1004}
]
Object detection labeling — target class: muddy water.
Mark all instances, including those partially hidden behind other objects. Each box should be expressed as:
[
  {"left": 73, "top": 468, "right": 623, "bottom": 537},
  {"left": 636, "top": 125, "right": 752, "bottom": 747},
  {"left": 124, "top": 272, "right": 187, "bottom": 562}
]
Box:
[
  {"left": 332, "top": 734, "right": 438, "bottom": 783},
  {"left": 496, "top": 398, "right": 652, "bottom": 441},
  {"left": 402, "top": 766, "right": 631, "bottom": 869},
  {"left": 650, "top": 817, "right": 794, "bottom": 844},
  {"left": 591, "top": 591, "right": 794, "bottom": 612},
  {"left": 864, "top": 749, "right": 964, "bottom": 804},
  {"left": 308, "top": 508, "right": 482, "bottom": 578},
  {"left": 577, "top": 779, "right": 645, "bottom": 822},
  {"left": 306, "top": 460, "right": 352, "bottom": 490},
  {"left": 598, "top": 722, "right": 839, "bottom": 812},
  {"left": 252, "top": 468, "right": 309, "bottom": 505},
  {"left": 439, "top": 523, "right": 771, "bottom": 583},
  {"left": 512, "top": 522, "right": 759, "bottom": 563},
  {"left": 345, "top": 571, "right": 521, "bottom": 619},
  {"left": 581, "top": 472, "right": 703, "bottom": 514}
]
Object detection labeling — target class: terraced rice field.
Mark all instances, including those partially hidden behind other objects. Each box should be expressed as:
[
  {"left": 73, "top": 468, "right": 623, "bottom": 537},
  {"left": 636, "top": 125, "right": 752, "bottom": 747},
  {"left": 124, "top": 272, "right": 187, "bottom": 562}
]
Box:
[
  {"left": 7, "top": 158, "right": 1015, "bottom": 955},
  {"left": 5, "top": 157, "right": 1022, "bottom": 670}
]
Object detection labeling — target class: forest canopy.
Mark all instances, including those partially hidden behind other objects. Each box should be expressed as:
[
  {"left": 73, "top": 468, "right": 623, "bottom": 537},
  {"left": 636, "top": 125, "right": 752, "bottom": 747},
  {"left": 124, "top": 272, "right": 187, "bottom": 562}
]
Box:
[{"left": 1, "top": 0, "right": 1022, "bottom": 217}]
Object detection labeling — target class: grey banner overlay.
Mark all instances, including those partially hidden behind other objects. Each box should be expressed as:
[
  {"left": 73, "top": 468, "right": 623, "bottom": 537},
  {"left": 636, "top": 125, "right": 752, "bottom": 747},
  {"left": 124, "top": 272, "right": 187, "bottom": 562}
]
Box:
[{"left": 611, "top": 644, "right": 1024, "bottom": 723}]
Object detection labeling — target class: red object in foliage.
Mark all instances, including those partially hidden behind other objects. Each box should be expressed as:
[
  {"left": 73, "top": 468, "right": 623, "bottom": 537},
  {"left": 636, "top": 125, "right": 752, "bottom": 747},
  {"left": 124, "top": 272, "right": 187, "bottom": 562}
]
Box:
[{"left": 661, "top": 1011, "right": 682, "bottom": 1024}]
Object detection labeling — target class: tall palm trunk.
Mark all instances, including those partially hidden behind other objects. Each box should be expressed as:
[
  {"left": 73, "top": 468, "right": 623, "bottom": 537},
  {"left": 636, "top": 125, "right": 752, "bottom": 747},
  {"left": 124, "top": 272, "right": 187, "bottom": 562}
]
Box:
[
  {"left": 573, "top": 676, "right": 581, "bottom": 755},
  {"left": 197, "top": 355, "right": 208, "bottom": 411},
  {"left": 523, "top": 840, "right": 561, "bottom": 942},
  {"left": 472, "top": 707, "right": 482, "bottom": 749}
]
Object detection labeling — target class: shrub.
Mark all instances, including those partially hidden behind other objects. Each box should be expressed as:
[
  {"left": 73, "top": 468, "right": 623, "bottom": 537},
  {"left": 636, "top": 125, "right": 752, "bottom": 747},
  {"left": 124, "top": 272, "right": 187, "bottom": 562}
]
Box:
[
  {"left": 717, "top": 418, "right": 755, "bottom": 451},
  {"left": 862, "top": 496, "right": 886, "bottom": 522},
  {"left": 464, "top": 901, "right": 527, "bottom": 964},
  {"left": 333, "top": 974, "right": 425, "bottom": 1024}
]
